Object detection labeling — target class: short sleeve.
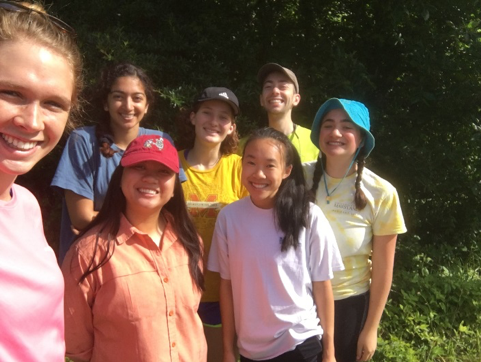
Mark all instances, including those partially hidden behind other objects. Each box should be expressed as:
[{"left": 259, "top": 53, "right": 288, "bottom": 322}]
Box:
[
  {"left": 51, "top": 129, "right": 97, "bottom": 200},
  {"left": 207, "top": 209, "right": 231, "bottom": 280},
  {"left": 234, "top": 157, "right": 249, "bottom": 199},
  {"left": 373, "top": 186, "right": 407, "bottom": 236},
  {"left": 308, "top": 204, "right": 344, "bottom": 282},
  {"left": 303, "top": 161, "right": 317, "bottom": 189}
]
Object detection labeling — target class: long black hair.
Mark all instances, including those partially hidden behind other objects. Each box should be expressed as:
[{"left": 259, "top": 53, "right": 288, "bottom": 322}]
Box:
[
  {"left": 77, "top": 165, "right": 204, "bottom": 291},
  {"left": 243, "top": 127, "right": 313, "bottom": 251}
]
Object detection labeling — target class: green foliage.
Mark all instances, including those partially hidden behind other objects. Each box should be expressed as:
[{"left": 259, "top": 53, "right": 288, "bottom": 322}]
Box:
[
  {"left": 375, "top": 241, "right": 481, "bottom": 361},
  {"left": 32, "top": 0, "right": 481, "bottom": 250},
  {"left": 14, "top": 2, "right": 481, "bottom": 357}
]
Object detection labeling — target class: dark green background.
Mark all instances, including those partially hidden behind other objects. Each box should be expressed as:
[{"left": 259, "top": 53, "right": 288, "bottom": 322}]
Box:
[
  {"left": 24, "top": 0, "right": 480, "bottom": 254},
  {"left": 16, "top": 2, "right": 481, "bottom": 359}
]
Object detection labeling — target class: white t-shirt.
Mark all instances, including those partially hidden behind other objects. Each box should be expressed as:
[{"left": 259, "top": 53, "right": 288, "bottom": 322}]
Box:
[{"left": 208, "top": 197, "right": 343, "bottom": 360}]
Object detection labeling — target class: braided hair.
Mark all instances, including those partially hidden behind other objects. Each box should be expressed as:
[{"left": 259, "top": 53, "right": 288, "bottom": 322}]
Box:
[{"left": 311, "top": 147, "right": 368, "bottom": 210}]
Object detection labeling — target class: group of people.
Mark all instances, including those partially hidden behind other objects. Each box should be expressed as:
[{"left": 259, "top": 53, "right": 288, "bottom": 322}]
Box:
[{"left": 0, "top": 2, "right": 406, "bottom": 362}]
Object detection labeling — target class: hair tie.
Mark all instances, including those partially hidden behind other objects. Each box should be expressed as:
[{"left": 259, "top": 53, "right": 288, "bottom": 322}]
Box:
[{"left": 99, "top": 134, "right": 115, "bottom": 145}]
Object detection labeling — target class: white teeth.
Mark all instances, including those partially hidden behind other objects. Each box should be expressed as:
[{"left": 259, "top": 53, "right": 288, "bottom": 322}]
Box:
[
  {"left": 122, "top": 114, "right": 134, "bottom": 120},
  {"left": 138, "top": 188, "right": 157, "bottom": 195},
  {"left": 252, "top": 183, "right": 267, "bottom": 189},
  {"left": 1, "top": 134, "right": 37, "bottom": 151}
]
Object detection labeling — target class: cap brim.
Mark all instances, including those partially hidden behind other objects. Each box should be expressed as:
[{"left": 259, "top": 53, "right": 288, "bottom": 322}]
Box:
[
  {"left": 121, "top": 153, "right": 179, "bottom": 173},
  {"left": 257, "top": 63, "right": 299, "bottom": 93},
  {"left": 197, "top": 97, "right": 239, "bottom": 116}
]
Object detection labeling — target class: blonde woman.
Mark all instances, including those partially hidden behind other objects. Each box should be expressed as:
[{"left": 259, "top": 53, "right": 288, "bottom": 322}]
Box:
[{"left": 0, "top": 1, "right": 82, "bottom": 360}]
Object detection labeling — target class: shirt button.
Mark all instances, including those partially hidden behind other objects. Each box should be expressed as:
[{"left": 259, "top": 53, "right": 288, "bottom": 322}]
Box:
[
  {"left": 172, "top": 342, "right": 176, "bottom": 348},
  {"left": 169, "top": 310, "right": 174, "bottom": 316},
  {"left": 163, "top": 277, "right": 169, "bottom": 283}
]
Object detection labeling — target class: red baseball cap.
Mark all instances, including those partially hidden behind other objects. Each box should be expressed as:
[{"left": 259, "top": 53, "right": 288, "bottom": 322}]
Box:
[{"left": 121, "top": 135, "right": 179, "bottom": 173}]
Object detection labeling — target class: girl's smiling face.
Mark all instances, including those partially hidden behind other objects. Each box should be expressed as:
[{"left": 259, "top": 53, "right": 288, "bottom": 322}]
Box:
[
  {"left": 121, "top": 161, "right": 176, "bottom": 216},
  {"left": 0, "top": 40, "right": 74, "bottom": 182},
  {"left": 190, "top": 100, "right": 235, "bottom": 145},
  {"left": 318, "top": 108, "right": 363, "bottom": 160},
  {"left": 105, "top": 76, "right": 149, "bottom": 134},
  {"left": 241, "top": 138, "right": 292, "bottom": 209}
]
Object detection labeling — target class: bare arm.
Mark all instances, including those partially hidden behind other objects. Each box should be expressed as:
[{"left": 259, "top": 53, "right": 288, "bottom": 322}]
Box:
[
  {"left": 64, "top": 190, "right": 98, "bottom": 231},
  {"left": 219, "top": 278, "right": 237, "bottom": 362},
  {"left": 313, "top": 280, "right": 336, "bottom": 362},
  {"left": 356, "top": 234, "right": 397, "bottom": 361}
]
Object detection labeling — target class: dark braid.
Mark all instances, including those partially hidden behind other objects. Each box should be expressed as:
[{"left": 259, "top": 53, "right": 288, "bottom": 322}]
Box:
[
  {"left": 354, "top": 155, "right": 367, "bottom": 210},
  {"left": 95, "top": 125, "right": 118, "bottom": 158},
  {"left": 311, "top": 151, "right": 368, "bottom": 210},
  {"left": 310, "top": 157, "right": 324, "bottom": 198}
]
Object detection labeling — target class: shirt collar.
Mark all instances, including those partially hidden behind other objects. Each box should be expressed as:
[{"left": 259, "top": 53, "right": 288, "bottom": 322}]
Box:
[
  {"left": 288, "top": 123, "right": 299, "bottom": 140},
  {"left": 115, "top": 213, "right": 177, "bottom": 248}
]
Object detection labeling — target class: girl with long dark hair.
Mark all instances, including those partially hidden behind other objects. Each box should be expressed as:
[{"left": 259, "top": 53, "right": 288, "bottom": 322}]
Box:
[
  {"left": 62, "top": 135, "right": 206, "bottom": 362},
  {"left": 209, "top": 128, "right": 343, "bottom": 362}
]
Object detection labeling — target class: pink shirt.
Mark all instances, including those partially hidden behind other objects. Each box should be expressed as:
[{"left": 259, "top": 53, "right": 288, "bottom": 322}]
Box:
[
  {"left": 62, "top": 213, "right": 207, "bottom": 362},
  {"left": 0, "top": 184, "right": 65, "bottom": 362}
]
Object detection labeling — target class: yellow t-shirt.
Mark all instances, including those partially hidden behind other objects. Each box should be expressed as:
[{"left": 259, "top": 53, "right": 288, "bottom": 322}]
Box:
[
  {"left": 179, "top": 151, "right": 249, "bottom": 302},
  {"left": 238, "top": 124, "right": 319, "bottom": 163},
  {"left": 304, "top": 163, "right": 407, "bottom": 300}
]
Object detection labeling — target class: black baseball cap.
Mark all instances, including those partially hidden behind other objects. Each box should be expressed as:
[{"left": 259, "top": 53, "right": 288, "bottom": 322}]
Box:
[{"left": 195, "top": 87, "right": 240, "bottom": 116}]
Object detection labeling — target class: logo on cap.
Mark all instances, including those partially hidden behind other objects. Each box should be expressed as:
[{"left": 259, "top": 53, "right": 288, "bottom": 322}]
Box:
[
  {"left": 219, "top": 92, "right": 229, "bottom": 99},
  {"left": 144, "top": 138, "right": 164, "bottom": 150}
]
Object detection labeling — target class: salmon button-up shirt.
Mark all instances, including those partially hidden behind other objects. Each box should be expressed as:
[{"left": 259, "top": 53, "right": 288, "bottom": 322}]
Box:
[{"left": 62, "top": 213, "right": 207, "bottom": 362}]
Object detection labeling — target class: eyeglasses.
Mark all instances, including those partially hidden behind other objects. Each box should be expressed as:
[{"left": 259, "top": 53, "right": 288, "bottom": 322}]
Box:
[{"left": 0, "top": 1, "right": 76, "bottom": 37}]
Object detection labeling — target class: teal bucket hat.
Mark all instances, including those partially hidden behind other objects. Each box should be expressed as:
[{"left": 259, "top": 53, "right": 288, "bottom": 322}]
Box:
[{"left": 310, "top": 98, "right": 375, "bottom": 158}]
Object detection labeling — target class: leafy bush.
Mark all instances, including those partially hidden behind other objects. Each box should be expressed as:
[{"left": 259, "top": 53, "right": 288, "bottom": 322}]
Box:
[
  {"left": 376, "top": 240, "right": 481, "bottom": 361},
  {"left": 17, "top": 2, "right": 480, "bottom": 358}
]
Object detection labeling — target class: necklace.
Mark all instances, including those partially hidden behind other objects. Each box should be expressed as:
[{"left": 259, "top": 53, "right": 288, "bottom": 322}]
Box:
[
  {"left": 322, "top": 147, "right": 361, "bottom": 204},
  {"left": 184, "top": 149, "right": 221, "bottom": 170}
]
